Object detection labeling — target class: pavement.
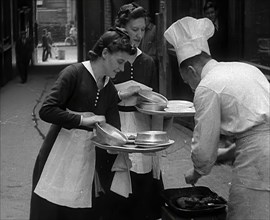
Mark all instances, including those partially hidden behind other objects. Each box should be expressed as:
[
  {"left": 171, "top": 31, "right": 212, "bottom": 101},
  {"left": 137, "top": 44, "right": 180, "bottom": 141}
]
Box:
[
  {"left": 0, "top": 63, "right": 232, "bottom": 220},
  {"left": 35, "top": 45, "right": 77, "bottom": 65}
]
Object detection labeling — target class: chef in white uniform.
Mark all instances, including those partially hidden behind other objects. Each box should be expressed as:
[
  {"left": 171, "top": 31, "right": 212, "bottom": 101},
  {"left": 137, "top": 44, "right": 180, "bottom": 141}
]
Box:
[{"left": 164, "top": 17, "right": 270, "bottom": 220}]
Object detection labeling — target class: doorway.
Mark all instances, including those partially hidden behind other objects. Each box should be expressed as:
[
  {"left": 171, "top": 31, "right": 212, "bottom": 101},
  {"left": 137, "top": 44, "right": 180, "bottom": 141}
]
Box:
[{"left": 34, "top": 0, "right": 77, "bottom": 65}]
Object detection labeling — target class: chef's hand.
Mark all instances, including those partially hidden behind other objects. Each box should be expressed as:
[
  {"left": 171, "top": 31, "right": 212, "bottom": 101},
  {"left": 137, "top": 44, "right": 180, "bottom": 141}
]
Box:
[
  {"left": 80, "top": 115, "right": 106, "bottom": 128},
  {"left": 118, "top": 86, "right": 141, "bottom": 100},
  {"left": 184, "top": 168, "right": 202, "bottom": 185}
]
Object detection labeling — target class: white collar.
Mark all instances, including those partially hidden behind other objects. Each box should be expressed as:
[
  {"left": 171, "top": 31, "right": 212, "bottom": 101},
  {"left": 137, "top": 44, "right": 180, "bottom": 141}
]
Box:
[
  {"left": 82, "top": 61, "right": 110, "bottom": 87},
  {"left": 201, "top": 59, "right": 219, "bottom": 79},
  {"left": 128, "top": 48, "right": 142, "bottom": 64},
  {"left": 136, "top": 47, "right": 142, "bottom": 57}
]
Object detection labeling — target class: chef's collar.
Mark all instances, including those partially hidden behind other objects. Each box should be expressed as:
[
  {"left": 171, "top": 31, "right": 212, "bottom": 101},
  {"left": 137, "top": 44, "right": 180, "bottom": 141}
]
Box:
[
  {"left": 82, "top": 61, "right": 110, "bottom": 87},
  {"left": 201, "top": 59, "right": 219, "bottom": 79}
]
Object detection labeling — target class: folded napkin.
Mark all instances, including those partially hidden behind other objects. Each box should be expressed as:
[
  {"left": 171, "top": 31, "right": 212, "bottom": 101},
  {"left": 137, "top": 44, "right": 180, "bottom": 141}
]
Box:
[
  {"left": 152, "top": 153, "right": 161, "bottom": 179},
  {"left": 110, "top": 153, "right": 132, "bottom": 197},
  {"left": 115, "top": 80, "right": 152, "bottom": 106}
]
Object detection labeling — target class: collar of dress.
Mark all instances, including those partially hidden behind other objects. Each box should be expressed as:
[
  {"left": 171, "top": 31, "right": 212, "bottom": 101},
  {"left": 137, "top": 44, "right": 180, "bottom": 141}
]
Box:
[
  {"left": 127, "top": 47, "right": 142, "bottom": 64},
  {"left": 136, "top": 47, "right": 142, "bottom": 56},
  {"left": 201, "top": 59, "right": 219, "bottom": 79},
  {"left": 82, "top": 61, "right": 110, "bottom": 87}
]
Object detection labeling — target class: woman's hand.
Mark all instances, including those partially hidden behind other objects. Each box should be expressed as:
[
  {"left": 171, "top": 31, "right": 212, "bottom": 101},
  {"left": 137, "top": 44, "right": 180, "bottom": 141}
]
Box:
[
  {"left": 184, "top": 168, "right": 202, "bottom": 185},
  {"left": 81, "top": 115, "right": 106, "bottom": 128},
  {"left": 118, "top": 86, "right": 141, "bottom": 100}
]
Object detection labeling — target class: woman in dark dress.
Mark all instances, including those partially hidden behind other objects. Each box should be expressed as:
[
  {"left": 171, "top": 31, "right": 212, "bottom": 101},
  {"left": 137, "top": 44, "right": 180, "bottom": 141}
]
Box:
[
  {"left": 29, "top": 28, "right": 136, "bottom": 220},
  {"left": 112, "top": 3, "right": 163, "bottom": 220}
]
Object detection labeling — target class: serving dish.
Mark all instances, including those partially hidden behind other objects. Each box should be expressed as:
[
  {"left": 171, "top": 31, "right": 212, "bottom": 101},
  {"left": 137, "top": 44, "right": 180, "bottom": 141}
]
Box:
[
  {"left": 164, "top": 107, "right": 195, "bottom": 113},
  {"left": 136, "top": 101, "right": 167, "bottom": 111},
  {"left": 135, "top": 131, "right": 169, "bottom": 144},
  {"left": 135, "top": 105, "right": 195, "bottom": 117},
  {"left": 138, "top": 90, "right": 168, "bottom": 104},
  {"left": 161, "top": 186, "right": 227, "bottom": 217},
  {"left": 91, "top": 136, "right": 174, "bottom": 153},
  {"left": 167, "top": 100, "right": 194, "bottom": 108},
  {"left": 95, "top": 123, "right": 128, "bottom": 146}
]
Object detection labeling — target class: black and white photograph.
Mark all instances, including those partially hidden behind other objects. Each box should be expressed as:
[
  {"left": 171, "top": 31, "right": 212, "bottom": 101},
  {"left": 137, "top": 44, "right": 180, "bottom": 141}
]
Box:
[{"left": 1, "top": 0, "right": 269, "bottom": 220}]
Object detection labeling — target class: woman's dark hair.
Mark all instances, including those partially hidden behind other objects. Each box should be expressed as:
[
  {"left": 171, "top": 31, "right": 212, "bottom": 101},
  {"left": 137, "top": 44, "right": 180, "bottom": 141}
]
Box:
[
  {"left": 88, "top": 27, "right": 136, "bottom": 60},
  {"left": 114, "top": 2, "right": 146, "bottom": 27}
]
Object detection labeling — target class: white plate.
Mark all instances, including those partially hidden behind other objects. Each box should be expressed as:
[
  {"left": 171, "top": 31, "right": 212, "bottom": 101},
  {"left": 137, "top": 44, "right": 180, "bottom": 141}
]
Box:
[
  {"left": 135, "top": 106, "right": 195, "bottom": 117},
  {"left": 92, "top": 136, "right": 174, "bottom": 153},
  {"left": 167, "top": 100, "right": 194, "bottom": 108},
  {"left": 164, "top": 107, "right": 195, "bottom": 113}
]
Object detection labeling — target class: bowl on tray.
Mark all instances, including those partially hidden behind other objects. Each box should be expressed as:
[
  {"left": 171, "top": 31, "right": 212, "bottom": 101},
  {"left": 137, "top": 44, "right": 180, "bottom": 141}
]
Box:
[
  {"left": 137, "top": 90, "right": 168, "bottom": 111},
  {"left": 138, "top": 90, "right": 168, "bottom": 104},
  {"left": 135, "top": 131, "right": 169, "bottom": 145},
  {"left": 95, "top": 122, "right": 128, "bottom": 146},
  {"left": 136, "top": 101, "right": 167, "bottom": 111}
]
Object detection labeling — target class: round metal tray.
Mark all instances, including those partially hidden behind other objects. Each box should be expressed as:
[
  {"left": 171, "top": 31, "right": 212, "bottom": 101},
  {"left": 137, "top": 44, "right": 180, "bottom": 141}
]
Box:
[{"left": 91, "top": 136, "right": 174, "bottom": 153}]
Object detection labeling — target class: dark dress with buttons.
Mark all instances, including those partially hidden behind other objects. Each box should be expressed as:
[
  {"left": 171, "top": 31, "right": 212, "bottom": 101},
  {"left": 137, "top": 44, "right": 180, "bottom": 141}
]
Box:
[
  {"left": 29, "top": 62, "right": 123, "bottom": 220},
  {"left": 113, "top": 52, "right": 158, "bottom": 91},
  {"left": 112, "top": 52, "right": 164, "bottom": 220}
]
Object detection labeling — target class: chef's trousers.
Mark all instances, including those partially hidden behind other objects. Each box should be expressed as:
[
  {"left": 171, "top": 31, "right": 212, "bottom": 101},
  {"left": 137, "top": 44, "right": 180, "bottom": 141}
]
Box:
[{"left": 227, "top": 123, "right": 270, "bottom": 220}]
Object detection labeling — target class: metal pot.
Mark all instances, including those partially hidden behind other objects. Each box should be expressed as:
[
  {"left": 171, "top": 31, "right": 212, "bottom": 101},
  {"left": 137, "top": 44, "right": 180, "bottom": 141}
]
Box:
[{"left": 135, "top": 131, "right": 169, "bottom": 144}]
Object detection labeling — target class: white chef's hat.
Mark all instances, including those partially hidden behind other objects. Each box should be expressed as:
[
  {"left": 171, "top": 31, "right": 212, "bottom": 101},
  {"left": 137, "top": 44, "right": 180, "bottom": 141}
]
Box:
[{"left": 164, "top": 17, "right": 214, "bottom": 65}]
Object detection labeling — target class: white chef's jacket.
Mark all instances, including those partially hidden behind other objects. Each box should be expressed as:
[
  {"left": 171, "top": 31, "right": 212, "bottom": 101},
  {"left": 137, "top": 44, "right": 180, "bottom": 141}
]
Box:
[{"left": 191, "top": 59, "right": 270, "bottom": 175}]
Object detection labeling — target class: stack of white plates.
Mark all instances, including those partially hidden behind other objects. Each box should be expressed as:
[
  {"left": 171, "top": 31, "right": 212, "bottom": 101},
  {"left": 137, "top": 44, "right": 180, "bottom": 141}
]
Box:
[{"left": 165, "top": 100, "right": 195, "bottom": 113}]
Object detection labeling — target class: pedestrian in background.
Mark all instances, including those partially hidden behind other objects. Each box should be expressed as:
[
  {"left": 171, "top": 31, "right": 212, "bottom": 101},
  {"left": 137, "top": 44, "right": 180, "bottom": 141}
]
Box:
[
  {"left": 41, "top": 29, "right": 49, "bottom": 61},
  {"left": 139, "top": 14, "right": 157, "bottom": 63},
  {"left": 112, "top": 2, "right": 162, "bottom": 220},
  {"left": 29, "top": 27, "right": 136, "bottom": 220},
  {"left": 47, "top": 31, "right": 53, "bottom": 59},
  {"left": 164, "top": 16, "right": 270, "bottom": 220},
  {"left": 203, "top": 0, "right": 227, "bottom": 60},
  {"left": 69, "top": 24, "right": 77, "bottom": 45},
  {"left": 15, "top": 30, "right": 33, "bottom": 83}
]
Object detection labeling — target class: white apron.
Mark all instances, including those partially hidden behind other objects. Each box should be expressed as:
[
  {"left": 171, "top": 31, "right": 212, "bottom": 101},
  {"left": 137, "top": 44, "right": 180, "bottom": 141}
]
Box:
[
  {"left": 115, "top": 80, "right": 161, "bottom": 178},
  {"left": 34, "top": 112, "right": 97, "bottom": 208},
  {"left": 227, "top": 123, "right": 270, "bottom": 220}
]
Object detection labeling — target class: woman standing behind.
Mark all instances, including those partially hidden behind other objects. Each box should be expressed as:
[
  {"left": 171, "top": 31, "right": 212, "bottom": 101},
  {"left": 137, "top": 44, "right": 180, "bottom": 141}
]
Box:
[
  {"left": 29, "top": 28, "right": 136, "bottom": 220},
  {"left": 112, "top": 3, "right": 162, "bottom": 220}
]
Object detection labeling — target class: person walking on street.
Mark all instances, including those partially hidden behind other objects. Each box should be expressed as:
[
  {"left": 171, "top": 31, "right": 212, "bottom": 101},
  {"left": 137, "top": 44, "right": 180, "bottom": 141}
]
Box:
[
  {"left": 41, "top": 29, "right": 49, "bottom": 61},
  {"left": 164, "top": 16, "right": 270, "bottom": 220},
  {"left": 47, "top": 31, "right": 53, "bottom": 59},
  {"left": 15, "top": 30, "right": 33, "bottom": 83},
  {"left": 29, "top": 27, "right": 136, "bottom": 220}
]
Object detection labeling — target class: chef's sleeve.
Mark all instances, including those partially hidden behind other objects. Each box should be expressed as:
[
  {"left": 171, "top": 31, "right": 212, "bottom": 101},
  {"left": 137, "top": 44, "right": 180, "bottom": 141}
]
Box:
[{"left": 191, "top": 87, "right": 221, "bottom": 175}]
